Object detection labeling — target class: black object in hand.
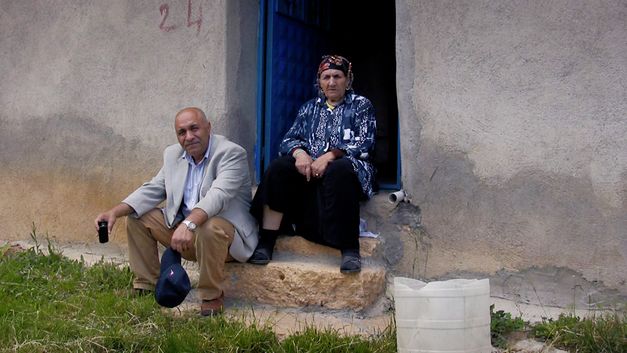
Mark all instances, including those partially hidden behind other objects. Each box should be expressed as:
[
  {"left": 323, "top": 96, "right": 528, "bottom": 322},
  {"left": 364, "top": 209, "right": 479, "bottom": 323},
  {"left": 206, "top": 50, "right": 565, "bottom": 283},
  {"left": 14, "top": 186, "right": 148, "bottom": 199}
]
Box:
[{"left": 98, "top": 221, "right": 109, "bottom": 243}]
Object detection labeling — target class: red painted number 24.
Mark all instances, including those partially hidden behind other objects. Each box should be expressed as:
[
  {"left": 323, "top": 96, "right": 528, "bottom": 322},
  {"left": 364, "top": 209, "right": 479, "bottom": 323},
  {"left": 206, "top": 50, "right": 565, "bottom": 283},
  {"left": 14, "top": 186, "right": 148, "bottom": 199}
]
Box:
[{"left": 159, "top": 0, "right": 202, "bottom": 34}]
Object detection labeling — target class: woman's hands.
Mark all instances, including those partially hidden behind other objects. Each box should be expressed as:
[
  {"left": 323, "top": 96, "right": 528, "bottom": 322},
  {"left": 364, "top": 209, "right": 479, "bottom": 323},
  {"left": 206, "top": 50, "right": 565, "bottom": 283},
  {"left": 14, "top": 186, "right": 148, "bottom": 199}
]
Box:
[
  {"left": 311, "top": 153, "right": 334, "bottom": 178},
  {"left": 293, "top": 149, "right": 337, "bottom": 181},
  {"left": 294, "top": 150, "right": 315, "bottom": 181}
]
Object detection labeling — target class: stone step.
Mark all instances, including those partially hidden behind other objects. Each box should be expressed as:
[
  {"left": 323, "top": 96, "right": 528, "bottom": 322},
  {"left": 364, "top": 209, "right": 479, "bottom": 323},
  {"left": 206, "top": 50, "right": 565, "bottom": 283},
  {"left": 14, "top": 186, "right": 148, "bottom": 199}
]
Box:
[
  {"left": 274, "top": 235, "right": 379, "bottom": 258},
  {"left": 218, "top": 236, "right": 385, "bottom": 311},
  {"left": 223, "top": 254, "right": 386, "bottom": 311}
]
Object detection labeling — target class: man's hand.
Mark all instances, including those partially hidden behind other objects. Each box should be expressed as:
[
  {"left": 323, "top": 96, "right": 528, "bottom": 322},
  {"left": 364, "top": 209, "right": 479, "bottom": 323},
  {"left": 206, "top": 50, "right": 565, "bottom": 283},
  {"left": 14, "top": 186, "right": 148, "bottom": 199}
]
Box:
[
  {"left": 170, "top": 224, "right": 194, "bottom": 253},
  {"left": 94, "top": 203, "right": 133, "bottom": 235},
  {"left": 294, "top": 150, "right": 314, "bottom": 181},
  {"left": 94, "top": 211, "right": 117, "bottom": 233},
  {"left": 171, "top": 209, "right": 207, "bottom": 253}
]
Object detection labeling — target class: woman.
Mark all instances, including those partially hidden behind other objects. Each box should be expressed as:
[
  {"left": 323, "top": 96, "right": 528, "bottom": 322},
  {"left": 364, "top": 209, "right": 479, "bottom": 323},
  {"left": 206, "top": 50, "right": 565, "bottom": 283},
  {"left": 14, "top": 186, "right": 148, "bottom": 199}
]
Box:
[{"left": 250, "top": 55, "right": 376, "bottom": 273}]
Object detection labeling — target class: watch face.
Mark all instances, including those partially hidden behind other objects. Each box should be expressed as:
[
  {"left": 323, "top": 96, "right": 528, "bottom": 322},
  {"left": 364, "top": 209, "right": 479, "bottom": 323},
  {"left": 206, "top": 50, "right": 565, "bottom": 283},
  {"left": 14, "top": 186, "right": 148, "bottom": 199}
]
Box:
[{"left": 184, "top": 220, "right": 196, "bottom": 230}]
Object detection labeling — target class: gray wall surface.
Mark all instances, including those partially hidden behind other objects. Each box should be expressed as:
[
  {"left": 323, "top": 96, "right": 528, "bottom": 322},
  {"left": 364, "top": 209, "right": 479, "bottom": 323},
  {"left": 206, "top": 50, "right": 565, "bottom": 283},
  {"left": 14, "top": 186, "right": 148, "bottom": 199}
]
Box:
[
  {"left": 396, "top": 0, "right": 627, "bottom": 297},
  {"left": 0, "top": 0, "right": 258, "bottom": 241}
]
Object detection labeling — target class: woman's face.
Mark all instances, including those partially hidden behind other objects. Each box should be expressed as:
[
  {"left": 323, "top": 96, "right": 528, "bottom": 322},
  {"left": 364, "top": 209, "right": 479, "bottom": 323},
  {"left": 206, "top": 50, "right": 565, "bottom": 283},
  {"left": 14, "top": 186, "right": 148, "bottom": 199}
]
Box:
[{"left": 319, "top": 69, "right": 348, "bottom": 104}]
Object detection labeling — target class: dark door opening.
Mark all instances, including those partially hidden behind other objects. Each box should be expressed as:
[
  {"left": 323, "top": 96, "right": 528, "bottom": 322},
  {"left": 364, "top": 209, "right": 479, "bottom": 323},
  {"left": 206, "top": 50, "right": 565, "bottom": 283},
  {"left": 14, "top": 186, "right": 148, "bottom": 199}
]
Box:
[{"left": 256, "top": 0, "right": 399, "bottom": 189}]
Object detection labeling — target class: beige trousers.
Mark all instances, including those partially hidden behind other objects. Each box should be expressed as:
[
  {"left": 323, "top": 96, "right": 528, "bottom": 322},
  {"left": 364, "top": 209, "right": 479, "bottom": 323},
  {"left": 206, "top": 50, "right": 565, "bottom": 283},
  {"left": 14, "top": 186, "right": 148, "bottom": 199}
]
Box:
[{"left": 126, "top": 208, "right": 234, "bottom": 301}]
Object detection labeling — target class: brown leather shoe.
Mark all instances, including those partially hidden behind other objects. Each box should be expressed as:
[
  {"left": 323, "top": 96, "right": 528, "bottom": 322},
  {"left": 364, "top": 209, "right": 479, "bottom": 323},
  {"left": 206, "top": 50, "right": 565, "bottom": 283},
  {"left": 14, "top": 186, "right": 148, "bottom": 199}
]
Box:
[{"left": 200, "top": 293, "right": 224, "bottom": 317}]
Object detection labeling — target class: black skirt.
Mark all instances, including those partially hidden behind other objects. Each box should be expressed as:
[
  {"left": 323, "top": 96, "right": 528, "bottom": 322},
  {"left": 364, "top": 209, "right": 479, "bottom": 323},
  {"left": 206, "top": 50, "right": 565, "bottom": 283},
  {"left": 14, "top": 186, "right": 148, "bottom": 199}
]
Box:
[{"left": 250, "top": 155, "right": 362, "bottom": 250}]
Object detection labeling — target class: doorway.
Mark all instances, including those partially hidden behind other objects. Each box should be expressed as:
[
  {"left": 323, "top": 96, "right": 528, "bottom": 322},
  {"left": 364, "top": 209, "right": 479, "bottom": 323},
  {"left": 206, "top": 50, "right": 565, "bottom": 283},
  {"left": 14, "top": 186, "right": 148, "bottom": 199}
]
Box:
[{"left": 256, "top": 0, "right": 399, "bottom": 189}]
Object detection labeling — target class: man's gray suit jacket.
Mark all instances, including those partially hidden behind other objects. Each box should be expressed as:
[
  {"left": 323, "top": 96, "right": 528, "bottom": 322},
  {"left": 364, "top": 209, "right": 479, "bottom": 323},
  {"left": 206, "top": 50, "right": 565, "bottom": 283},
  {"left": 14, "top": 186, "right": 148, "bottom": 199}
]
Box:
[{"left": 122, "top": 134, "right": 258, "bottom": 262}]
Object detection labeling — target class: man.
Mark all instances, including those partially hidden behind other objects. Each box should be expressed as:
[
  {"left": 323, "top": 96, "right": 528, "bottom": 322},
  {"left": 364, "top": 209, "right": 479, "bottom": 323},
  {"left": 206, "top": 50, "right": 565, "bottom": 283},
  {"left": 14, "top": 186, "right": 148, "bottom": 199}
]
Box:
[{"left": 94, "top": 107, "right": 258, "bottom": 316}]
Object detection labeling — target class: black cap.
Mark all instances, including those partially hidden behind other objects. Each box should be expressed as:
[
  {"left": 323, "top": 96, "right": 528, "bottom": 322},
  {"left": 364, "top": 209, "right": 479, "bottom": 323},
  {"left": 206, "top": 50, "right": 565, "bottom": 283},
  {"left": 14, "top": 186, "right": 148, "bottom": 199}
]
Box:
[{"left": 154, "top": 248, "right": 191, "bottom": 308}]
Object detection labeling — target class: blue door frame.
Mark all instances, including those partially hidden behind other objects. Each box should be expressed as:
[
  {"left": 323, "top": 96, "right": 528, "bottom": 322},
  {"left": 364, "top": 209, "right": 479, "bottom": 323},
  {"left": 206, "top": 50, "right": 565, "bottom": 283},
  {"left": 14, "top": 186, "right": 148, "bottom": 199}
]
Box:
[{"left": 255, "top": 0, "right": 327, "bottom": 180}]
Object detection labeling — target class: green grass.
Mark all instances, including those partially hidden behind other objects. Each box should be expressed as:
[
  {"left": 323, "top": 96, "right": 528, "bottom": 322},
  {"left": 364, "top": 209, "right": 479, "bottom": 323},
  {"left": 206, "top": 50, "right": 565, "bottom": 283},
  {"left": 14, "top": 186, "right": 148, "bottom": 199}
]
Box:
[
  {"left": 532, "top": 313, "right": 627, "bottom": 353},
  {"left": 490, "top": 304, "right": 526, "bottom": 349},
  {"left": 0, "top": 237, "right": 396, "bottom": 353},
  {"left": 3, "top": 229, "right": 625, "bottom": 352}
]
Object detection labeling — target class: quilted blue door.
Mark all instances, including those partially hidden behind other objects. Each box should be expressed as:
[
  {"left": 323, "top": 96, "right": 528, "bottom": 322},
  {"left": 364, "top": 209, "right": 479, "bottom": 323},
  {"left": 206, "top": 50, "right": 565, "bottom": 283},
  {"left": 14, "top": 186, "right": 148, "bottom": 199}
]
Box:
[{"left": 256, "top": 0, "right": 329, "bottom": 176}]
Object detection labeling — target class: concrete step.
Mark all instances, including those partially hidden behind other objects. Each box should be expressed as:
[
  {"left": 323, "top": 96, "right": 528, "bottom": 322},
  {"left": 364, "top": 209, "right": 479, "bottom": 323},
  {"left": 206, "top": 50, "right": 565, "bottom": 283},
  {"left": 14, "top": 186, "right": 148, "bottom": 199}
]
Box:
[
  {"left": 274, "top": 235, "right": 380, "bottom": 258},
  {"left": 220, "top": 236, "right": 386, "bottom": 311},
  {"left": 224, "top": 256, "right": 386, "bottom": 311}
]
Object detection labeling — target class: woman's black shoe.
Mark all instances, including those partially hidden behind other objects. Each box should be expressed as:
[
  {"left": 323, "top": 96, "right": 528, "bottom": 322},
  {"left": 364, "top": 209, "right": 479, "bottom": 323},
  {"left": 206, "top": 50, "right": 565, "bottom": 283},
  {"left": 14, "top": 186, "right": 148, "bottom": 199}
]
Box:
[
  {"left": 340, "top": 252, "right": 361, "bottom": 273},
  {"left": 249, "top": 229, "right": 278, "bottom": 265},
  {"left": 248, "top": 244, "right": 273, "bottom": 265}
]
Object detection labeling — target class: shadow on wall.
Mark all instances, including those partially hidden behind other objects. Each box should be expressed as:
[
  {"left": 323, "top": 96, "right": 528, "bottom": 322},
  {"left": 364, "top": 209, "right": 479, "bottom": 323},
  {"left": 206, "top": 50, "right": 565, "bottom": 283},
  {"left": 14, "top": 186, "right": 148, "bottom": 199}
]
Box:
[{"left": 404, "top": 144, "right": 627, "bottom": 293}]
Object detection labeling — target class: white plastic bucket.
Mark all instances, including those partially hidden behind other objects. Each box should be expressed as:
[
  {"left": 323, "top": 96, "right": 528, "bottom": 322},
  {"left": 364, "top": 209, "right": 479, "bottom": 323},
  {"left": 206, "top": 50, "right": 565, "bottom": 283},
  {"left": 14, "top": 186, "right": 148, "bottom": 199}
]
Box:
[{"left": 394, "top": 277, "right": 491, "bottom": 353}]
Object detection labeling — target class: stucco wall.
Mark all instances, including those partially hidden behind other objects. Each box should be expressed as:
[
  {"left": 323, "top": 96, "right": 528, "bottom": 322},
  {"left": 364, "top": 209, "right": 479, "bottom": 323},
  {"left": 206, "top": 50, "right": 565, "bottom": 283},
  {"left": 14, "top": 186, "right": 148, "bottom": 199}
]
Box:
[
  {"left": 396, "top": 0, "right": 626, "bottom": 295},
  {"left": 0, "top": 0, "right": 258, "bottom": 242}
]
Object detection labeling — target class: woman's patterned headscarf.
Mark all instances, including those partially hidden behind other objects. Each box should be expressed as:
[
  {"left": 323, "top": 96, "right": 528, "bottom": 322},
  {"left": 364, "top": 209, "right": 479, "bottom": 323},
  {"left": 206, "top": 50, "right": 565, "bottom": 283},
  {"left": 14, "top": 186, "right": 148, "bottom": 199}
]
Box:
[
  {"left": 316, "top": 55, "right": 354, "bottom": 96},
  {"left": 317, "top": 55, "right": 352, "bottom": 77}
]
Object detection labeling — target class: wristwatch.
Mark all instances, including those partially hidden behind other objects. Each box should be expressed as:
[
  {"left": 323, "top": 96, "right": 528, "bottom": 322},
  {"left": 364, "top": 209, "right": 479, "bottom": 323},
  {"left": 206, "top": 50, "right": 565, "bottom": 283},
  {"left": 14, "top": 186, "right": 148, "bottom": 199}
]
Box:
[{"left": 182, "top": 220, "right": 197, "bottom": 231}]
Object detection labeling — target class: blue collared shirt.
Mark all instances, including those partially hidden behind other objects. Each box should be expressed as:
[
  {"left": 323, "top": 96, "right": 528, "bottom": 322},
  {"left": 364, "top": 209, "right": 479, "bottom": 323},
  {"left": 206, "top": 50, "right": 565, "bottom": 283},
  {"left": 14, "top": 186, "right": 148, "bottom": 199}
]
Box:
[{"left": 180, "top": 138, "right": 211, "bottom": 217}]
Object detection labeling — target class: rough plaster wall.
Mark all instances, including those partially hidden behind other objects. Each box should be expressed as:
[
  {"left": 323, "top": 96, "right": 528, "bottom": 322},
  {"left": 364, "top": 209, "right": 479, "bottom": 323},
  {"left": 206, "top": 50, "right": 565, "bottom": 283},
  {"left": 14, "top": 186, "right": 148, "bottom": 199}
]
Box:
[
  {"left": 396, "top": 0, "right": 627, "bottom": 295},
  {"left": 224, "top": 0, "right": 258, "bottom": 178},
  {"left": 0, "top": 0, "right": 257, "bottom": 243}
]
